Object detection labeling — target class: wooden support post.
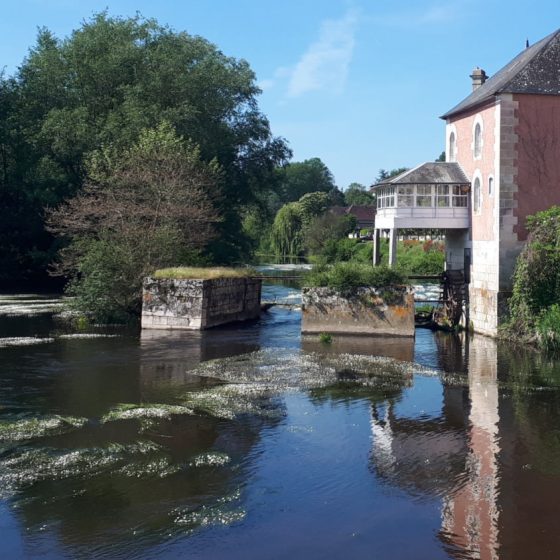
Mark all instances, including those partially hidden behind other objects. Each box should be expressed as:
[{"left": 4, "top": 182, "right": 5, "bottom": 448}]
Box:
[
  {"left": 388, "top": 228, "right": 398, "bottom": 268},
  {"left": 372, "top": 229, "right": 381, "bottom": 266}
]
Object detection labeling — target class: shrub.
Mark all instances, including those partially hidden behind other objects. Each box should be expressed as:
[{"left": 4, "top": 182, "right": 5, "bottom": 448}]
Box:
[
  {"left": 305, "top": 262, "right": 407, "bottom": 295},
  {"left": 536, "top": 305, "right": 560, "bottom": 352},
  {"left": 507, "top": 206, "right": 560, "bottom": 342}
]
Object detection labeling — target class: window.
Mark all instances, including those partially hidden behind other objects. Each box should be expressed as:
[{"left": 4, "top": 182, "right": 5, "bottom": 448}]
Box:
[
  {"left": 437, "top": 185, "right": 450, "bottom": 207},
  {"left": 397, "top": 185, "right": 414, "bottom": 207},
  {"left": 377, "top": 187, "right": 396, "bottom": 209},
  {"left": 488, "top": 177, "right": 494, "bottom": 196},
  {"left": 452, "top": 185, "right": 468, "bottom": 207},
  {"left": 474, "top": 123, "right": 482, "bottom": 158},
  {"left": 473, "top": 178, "right": 481, "bottom": 213},
  {"left": 416, "top": 185, "right": 433, "bottom": 207},
  {"left": 448, "top": 132, "right": 456, "bottom": 162}
]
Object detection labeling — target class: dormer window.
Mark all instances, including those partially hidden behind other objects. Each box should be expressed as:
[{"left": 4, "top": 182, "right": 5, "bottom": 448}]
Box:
[
  {"left": 448, "top": 132, "right": 456, "bottom": 162},
  {"left": 474, "top": 123, "right": 482, "bottom": 158}
]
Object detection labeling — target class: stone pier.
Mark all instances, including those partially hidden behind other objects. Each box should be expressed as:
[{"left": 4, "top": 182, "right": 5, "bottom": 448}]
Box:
[{"left": 142, "top": 277, "right": 262, "bottom": 330}]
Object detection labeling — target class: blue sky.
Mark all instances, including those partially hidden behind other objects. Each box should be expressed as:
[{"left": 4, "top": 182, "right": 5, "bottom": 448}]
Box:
[{"left": 1, "top": 0, "right": 559, "bottom": 188}]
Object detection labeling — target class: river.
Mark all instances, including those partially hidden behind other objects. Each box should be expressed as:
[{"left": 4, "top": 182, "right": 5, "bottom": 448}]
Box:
[{"left": 1, "top": 273, "right": 560, "bottom": 559}]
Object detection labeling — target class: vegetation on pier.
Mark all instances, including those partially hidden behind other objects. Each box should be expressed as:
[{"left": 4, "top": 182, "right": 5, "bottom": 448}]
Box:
[
  {"left": 505, "top": 206, "right": 560, "bottom": 350},
  {"left": 305, "top": 262, "right": 408, "bottom": 294},
  {"left": 153, "top": 267, "right": 254, "bottom": 280}
]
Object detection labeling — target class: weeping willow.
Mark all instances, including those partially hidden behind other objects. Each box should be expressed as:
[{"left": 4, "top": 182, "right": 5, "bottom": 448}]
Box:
[{"left": 270, "top": 203, "right": 304, "bottom": 257}]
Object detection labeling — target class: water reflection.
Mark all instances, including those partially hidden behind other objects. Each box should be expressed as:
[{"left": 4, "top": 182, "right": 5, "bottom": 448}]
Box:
[
  {"left": 4, "top": 284, "right": 560, "bottom": 558},
  {"left": 302, "top": 334, "right": 414, "bottom": 362}
]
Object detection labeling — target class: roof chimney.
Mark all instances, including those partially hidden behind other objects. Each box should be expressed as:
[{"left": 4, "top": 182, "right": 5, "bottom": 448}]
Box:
[{"left": 470, "top": 67, "right": 488, "bottom": 91}]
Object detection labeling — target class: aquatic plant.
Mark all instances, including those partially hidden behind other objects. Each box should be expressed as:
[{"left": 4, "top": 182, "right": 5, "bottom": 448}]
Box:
[
  {"left": 319, "top": 332, "right": 332, "bottom": 344},
  {"left": 101, "top": 403, "right": 194, "bottom": 423},
  {"left": 0, "top": 414, "right": 87, "bottom": 442}
]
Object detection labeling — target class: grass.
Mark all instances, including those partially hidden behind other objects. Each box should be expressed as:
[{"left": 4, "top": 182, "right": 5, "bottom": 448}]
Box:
[{"left": 153, "top": 267, "right": 255, "bottom": 280}]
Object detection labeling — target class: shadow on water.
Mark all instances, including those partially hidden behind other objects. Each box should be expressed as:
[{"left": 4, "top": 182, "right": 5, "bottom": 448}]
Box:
[{"left": 3, "top": 280, "right": 560, "bottom": 558}]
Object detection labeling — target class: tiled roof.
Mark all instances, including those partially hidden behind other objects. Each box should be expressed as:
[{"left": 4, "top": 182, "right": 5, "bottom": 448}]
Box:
[
  {"left": 329, "top": 205, "right": 375, "bottom": 221},
  {"left": 371, "top": 162, "right": 469, "bottom": 188},
  {"left": 441, "top": 29, "right": 560, "bottom": 119}
]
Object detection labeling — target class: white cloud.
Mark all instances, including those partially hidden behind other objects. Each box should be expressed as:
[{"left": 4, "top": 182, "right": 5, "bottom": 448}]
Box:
[{"left": 286, "top": 10, "right": 358, "bottom": 98}]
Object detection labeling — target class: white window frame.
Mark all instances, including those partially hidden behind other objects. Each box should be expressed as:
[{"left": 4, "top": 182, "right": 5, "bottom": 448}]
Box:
[
  {"left": 472, "top": 114, "right": 484, "bottom": 160},
  {"left": 472, "top": 170, "right": 483, "bottom": 215}
]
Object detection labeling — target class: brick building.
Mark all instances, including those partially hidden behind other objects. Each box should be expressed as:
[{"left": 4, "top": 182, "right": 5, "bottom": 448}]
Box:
[{"left": 372, "top": 29, "right": 560, "bottom": 336}]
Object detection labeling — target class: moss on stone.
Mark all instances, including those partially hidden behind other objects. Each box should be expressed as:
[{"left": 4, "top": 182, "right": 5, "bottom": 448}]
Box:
[{"left": 153, "top": 267, "right": 254, "bottom": 280}]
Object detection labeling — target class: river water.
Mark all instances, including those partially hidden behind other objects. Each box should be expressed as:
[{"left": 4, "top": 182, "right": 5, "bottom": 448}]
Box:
[{"left": 1, "top": 277, "right": 560, "bottom": 559}]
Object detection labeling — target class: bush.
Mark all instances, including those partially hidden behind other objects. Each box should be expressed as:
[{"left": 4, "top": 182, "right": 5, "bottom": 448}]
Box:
[
  {"left": 305, "top": 262, "right": 407, "bottom": 295},
  {"left": 506, "top": 206, "right": 560, "bottom": 344},
  {"left": 536, "top": 305, "right": 560, "bottom": 352}
]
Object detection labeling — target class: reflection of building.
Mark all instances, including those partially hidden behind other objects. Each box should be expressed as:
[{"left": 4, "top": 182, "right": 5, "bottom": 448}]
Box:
[
  {"left": 440, "top": 336, "right": 500, "bottom": 560},
  {"left": 369, "top": 333, "right": 501, "bottom": 559},
  {"left": 302, "top": 334, "right": 414, "bottom": 362}
]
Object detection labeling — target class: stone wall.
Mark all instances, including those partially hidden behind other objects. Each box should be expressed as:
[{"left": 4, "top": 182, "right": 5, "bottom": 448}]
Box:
[
  {"left": 301, "top": 286, "right": 415, "bottom": 337},
  {"left": 142, "top": 277, "right": 262, "bottom": 330}
]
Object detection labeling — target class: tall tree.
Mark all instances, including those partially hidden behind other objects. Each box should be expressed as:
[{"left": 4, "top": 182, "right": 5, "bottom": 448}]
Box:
[
  {"left": 47, "top": 123, "right": 221, "bottom": 320},
  {"left": 277, "top": 158, "right": 336, "bottom": 203},
  {"left": 1, "top": 12, "right": 290, "bottom": 286},
  {"left": 376, "top": 167, "right": 409, "bottom": 182},
  {"left": 344, "top": 182, "right": 375, "bottom": 206}
]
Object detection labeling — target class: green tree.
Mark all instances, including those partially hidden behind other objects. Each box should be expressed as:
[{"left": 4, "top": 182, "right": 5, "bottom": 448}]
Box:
[
  {"left": 1, "top": 12, "right": 290, "bottom": 286},
  {"left": 375, "top": 167, "right": 409, "bottom": 182},
  {"left": 47, "top": 123, "right": 221, "bottom": 321},
  {"left": 508, "top": 206, "right": 560, "bottom": 345},
  {"left": 277, "top": 158, "right": 335, "bottom": 203},
  {"left": 344, "top": 182, "right": 375, "bottom": 206},
  {"left": 270, "top": 203, "right": 304, "bottom": 257},
  {"left": 270, "top": 191, "right": 333, "bottom": 257}
]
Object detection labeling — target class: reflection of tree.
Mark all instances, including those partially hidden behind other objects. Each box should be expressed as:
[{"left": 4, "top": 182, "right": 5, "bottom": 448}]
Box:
[
  {"left": 499, "top": 344, "right": 560, "bottom": 475},
  {"left": 10, "top": 411, "right": 277, "bottom": 557}
]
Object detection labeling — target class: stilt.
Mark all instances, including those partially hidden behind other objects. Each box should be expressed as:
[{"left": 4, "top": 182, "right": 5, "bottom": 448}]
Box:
[
  {"left": 372, "top": 229, "right": 381, "bottom": 266},
  {"left": 388, "top": 228, "right": 397, "bottom": 267}
]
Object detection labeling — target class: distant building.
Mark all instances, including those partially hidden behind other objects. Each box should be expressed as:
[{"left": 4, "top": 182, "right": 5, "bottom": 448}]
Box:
[
  {"left": 330, "top": 205, "right": 376, "bottom": 231},
  {"left": 372, "top": 29, "right": 560, "bottom": 336}
]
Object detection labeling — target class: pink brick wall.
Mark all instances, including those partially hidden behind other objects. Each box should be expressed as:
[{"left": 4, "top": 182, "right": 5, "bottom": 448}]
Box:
[{"left": 449, "top": 101, "right": 498, "bottom": 242}]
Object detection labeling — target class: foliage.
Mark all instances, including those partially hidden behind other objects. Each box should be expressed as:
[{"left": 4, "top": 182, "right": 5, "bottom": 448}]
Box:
[
  {"left": 306, "top": 262, "right": 407, "bottom": 295},
  {"left": 270, "top": 191, "right": 340, "bottom": 257},
  {"left": 153, "top": 267, "right": 254, "bottom": 280},
  {"left": 308, "top": 234, "right": 444, "bottom": 276},
  {"left": 319, "top": 332, "right": 332, "bottom": 344},
  {"left": 0, "top": 12, "right": 290, "bottom": 286},
  {"left": 344, "top": 183, "right": 375, "bottom": 206},
  {"left": 277, "top": 158, "right": 335, "bottom": 203},
  {"left": 305, "top": 213, "right": 356, "bottom": 257},
  {"left": 47, "top": 124, "right": 220, "bottom": 321},
  {"left": 270, "top": 203, "right": 304, "bottom": 257},
  {"left": 375, "top": 167, "right": 409, "bottom": 183},
  {"left": 536, "top": 305, "right": 560, "bottom": 352},
  {"left": 507, "top": 206, "right": 560, "bottom": 346},
  {"left": 395, "top": 240, "right": 445, "bottom": 275}
]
